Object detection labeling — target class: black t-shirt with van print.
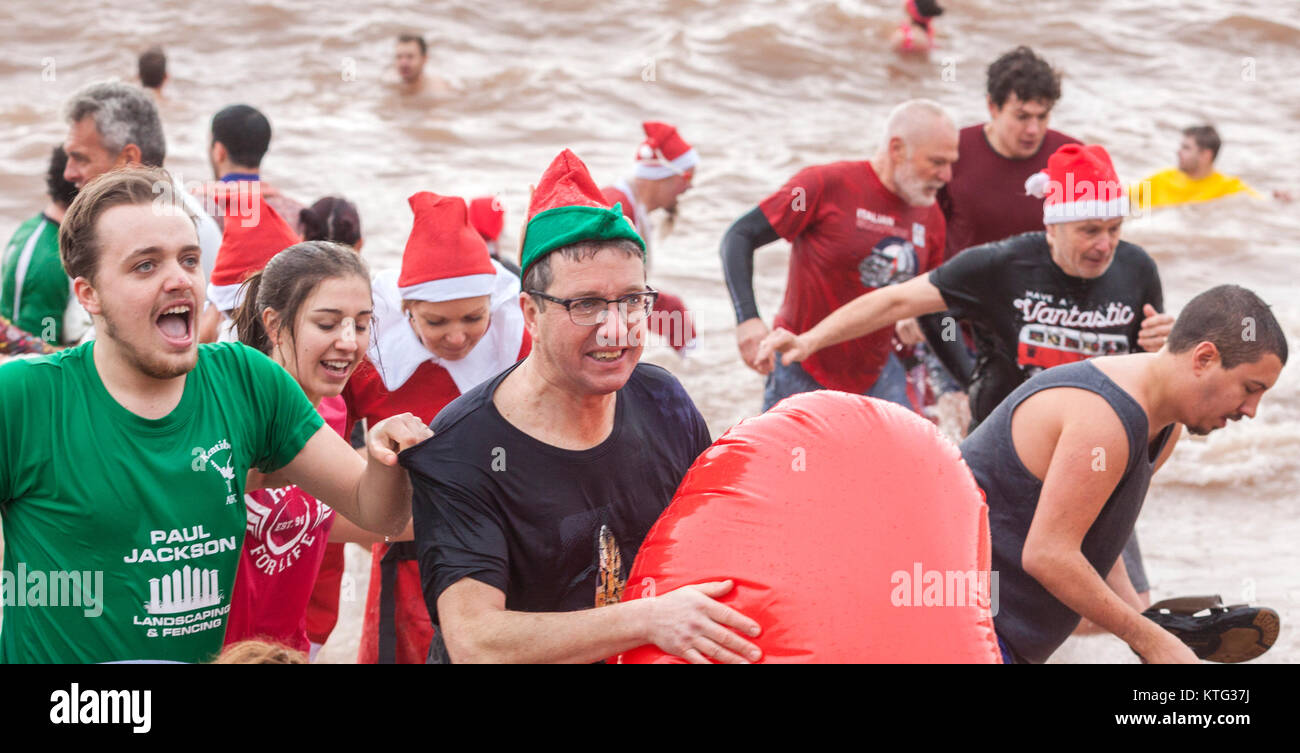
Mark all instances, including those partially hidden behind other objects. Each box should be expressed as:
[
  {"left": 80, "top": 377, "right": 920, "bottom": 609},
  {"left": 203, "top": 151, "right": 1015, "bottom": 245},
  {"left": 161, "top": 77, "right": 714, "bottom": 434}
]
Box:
[{"left": 929, "top": 232, "right": 1163, "bottom": 425}]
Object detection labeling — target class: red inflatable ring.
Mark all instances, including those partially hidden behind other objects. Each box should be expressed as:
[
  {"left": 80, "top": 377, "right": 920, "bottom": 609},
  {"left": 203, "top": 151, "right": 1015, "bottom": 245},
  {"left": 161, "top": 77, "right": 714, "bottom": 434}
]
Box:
[{"left": 617, "top": 390, "right": 1001, "bottom": 663}]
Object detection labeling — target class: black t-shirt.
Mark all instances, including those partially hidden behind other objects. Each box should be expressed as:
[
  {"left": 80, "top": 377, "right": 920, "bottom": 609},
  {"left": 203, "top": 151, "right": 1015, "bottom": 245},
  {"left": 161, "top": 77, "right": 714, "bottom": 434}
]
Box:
[
  {"left": 403, "top": 360, "right": 713, "bottom": 638},
  {"left": 929, "top": 232, "right": 1163, "bottom": 424}
]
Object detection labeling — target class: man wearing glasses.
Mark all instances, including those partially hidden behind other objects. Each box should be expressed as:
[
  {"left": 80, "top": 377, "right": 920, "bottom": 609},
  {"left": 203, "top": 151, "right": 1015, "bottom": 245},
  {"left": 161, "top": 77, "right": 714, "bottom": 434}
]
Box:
[{"left": 404, "top": 150, "right": 764, "bottom": 663}]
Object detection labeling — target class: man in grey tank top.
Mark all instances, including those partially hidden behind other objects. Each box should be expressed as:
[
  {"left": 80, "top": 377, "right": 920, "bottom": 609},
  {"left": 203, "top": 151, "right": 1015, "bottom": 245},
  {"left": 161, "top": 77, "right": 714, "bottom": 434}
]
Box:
[{"left": 960, "top": 285, "right": 1287, "bottom": 663}]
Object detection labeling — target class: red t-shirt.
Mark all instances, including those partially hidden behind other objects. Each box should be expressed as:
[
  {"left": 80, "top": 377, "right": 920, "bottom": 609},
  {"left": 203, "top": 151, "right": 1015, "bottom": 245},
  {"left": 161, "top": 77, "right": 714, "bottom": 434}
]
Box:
[
  {"left": 759, "top": 161, "right": 945, "bottom": 394},
  {"left": 224, "top": 395, "right": 347, "bottom": 653},
  {"left": 937, "top": 125, "right": 1079, "bottom": 261}
]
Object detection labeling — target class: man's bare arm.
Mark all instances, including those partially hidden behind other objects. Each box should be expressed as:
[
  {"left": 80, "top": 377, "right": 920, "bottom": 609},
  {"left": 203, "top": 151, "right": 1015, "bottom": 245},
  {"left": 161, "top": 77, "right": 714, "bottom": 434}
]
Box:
[
  {"left": 755, "top": 275, "right": 948, "bottom": 369},
  {"left": 270, "top": 414, "right": 430, "bottom": 537},
  {"left": 1019, "top": 393, "right": 1197, "bottom": 663},
  {"left": 437, "top": 577, "right": 763, "bottom": 664}
]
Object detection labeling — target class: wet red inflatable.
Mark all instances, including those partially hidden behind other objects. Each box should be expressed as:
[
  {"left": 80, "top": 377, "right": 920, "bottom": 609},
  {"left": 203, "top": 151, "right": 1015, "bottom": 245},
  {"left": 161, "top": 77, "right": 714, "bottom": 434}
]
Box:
[{"left": 617, "top": 390, "right": 1000, "bottom": 663}]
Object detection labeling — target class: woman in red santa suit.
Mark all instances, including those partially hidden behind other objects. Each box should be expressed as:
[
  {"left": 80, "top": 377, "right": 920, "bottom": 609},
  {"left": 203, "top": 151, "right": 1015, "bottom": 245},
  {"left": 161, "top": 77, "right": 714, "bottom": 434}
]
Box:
[{"left": 340, "top": 191, "right": 530, "bottom": 664}]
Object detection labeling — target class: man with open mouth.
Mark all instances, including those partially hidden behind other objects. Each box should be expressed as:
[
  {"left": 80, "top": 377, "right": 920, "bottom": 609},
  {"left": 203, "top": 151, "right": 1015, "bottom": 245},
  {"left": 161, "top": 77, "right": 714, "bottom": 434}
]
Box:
[
  {"left": 406, "top": 149, "right": 762, "bottom": 664},
  {"left": 0, "top": 167, "right": 430, "bottom": 664}
]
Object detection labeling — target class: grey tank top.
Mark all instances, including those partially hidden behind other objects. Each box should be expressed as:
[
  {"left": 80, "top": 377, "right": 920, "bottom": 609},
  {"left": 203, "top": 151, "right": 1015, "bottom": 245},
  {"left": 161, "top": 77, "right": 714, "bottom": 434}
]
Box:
[{"left": 959, "top": 360, "right": 1174, "bottom": 664}]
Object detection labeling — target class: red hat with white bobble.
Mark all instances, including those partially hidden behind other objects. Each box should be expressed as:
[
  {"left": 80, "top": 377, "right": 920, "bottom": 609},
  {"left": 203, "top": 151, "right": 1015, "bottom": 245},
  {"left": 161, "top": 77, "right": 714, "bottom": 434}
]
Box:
[
  {"left": 1025, "top": 143, "right": 1128, "bottom": 225},
  {"left": 633, "top": 121, "right": 698, "bottom": 180}
]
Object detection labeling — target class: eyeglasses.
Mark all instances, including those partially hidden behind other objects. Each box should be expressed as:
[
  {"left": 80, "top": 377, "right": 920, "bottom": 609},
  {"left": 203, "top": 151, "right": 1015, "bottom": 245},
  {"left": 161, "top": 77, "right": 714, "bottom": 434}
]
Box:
[{"left": 527, "top": 288, "right": 659, "bottom": 326}]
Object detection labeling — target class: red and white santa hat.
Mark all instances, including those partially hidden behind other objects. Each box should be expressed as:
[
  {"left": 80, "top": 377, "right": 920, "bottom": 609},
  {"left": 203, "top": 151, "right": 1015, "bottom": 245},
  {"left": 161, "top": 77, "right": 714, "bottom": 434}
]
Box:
[
  {"left": 207, "top": 184, "right": 301, "bottom": 312},
  {"left": 633, "top": 121, "right": 699, "bottom": 180},
  {"left": 398, "top": 192, "right": 497, "bottom": 302},
  {"left": 1025, "top": 143, "right": 1128, "bottom": 225},
  {"left": 467, "top": 196, "right": 505, "bottom": 243}
]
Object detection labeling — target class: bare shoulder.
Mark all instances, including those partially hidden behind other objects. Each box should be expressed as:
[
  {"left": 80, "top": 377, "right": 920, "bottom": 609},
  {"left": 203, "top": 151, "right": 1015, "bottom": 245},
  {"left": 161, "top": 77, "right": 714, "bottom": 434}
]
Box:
[{"left": 1012, "top": 386, "right": 1129, "bottom": 482}]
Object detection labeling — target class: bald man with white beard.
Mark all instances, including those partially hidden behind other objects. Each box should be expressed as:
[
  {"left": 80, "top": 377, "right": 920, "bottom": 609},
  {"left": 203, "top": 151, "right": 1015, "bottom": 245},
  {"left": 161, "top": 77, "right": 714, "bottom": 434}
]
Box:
[{"left": 720, "top": 99, "right": 959, "bottom": 411}]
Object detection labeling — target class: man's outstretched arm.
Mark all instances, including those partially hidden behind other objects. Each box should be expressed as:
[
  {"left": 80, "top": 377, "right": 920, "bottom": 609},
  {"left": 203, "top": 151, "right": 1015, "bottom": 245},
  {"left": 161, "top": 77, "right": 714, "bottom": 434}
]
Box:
[
  {"left": 266, "top": 413, "right": 431, "bottom": 536},
  {"left": 755, "top": 274, "right": 948, "bottom": 371}
]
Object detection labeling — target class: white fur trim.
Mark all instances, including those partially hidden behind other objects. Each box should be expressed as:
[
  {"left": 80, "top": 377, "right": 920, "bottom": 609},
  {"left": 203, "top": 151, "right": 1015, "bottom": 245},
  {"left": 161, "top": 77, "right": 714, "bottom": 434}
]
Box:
[
  {"left": 207, "top": 281, "right": 244, "bottom": 312},
  {"left": 1024, "top": 171, "right": 1050, "bottom": 198},
  {"left": 1042, "top": 196, "right": 1130, "bottom": 224},
  {"left": 370, "top": 260, "right": 525, "bottom": 393},
  {"left": 634, "top": 147, "right": 699, "bottom": 180},
  {"left": 398, "top": 273, "right": 497, "bottom": 303}
]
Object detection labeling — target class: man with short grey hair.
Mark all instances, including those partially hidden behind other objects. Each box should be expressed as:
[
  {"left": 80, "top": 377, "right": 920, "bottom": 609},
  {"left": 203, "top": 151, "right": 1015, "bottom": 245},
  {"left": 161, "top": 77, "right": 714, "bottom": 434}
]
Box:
[
  {"left": 721, "top": 98, "right": 959, "bottom": 411},
  {"left": 62, "top": 82, "right": 220, "bottom": 284}
]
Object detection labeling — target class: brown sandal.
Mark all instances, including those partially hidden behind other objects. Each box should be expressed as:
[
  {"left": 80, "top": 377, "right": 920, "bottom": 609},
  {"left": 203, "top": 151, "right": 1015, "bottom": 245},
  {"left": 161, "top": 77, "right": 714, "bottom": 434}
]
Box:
[{"left": 1142, "top": 594, "right": 1280, "bottom": 663}]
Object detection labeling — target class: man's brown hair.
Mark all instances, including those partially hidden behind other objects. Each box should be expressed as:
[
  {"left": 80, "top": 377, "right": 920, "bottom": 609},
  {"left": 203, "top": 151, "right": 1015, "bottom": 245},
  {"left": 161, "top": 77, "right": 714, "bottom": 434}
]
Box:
[
  {"left": 397, "top": 33, "right": 427, "bottom": 56},
  {"left": 1182, "top": 125, "right": 1221, "bottom": 161},
  {"left": 58, "top": 166, "right": 196, "bottom": 283},
  {"left": 1167, "top": 284, "right": 1287, "bottom": 368},
  {"left": 138, "top": 46, "right": 167, "bottom": 89}
]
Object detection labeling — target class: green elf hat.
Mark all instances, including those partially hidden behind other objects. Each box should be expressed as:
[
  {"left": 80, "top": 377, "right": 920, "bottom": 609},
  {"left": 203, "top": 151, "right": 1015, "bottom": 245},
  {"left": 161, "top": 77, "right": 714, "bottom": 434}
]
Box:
[{"left": 520, "top": 149, "right": 645, "bottom": 277}]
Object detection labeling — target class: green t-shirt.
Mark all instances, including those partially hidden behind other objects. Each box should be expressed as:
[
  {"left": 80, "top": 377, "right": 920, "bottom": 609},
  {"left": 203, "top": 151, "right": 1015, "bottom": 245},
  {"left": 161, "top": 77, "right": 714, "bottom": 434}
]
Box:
[
  {"left": 1, "top": 214, "right": 67, "bottom": 343},
  {"left": 0, "top": 341, "right": 324, "bottom": 663}
]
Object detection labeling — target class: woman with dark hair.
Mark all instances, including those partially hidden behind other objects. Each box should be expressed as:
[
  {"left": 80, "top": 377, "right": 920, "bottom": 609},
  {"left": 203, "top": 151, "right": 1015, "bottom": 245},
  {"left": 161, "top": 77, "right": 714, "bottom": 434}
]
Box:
[
  {"left": 300, "top": 196, "right": 363, "bottom": 251},
  {"left": 891, "top": 0, "right": 944, "bottom": 56},
  {"left": 223, "top": 240, "right": 381, "bottom": 657},
  {"left": 296, "top": 195, "right": 365, "bottom": 656}
]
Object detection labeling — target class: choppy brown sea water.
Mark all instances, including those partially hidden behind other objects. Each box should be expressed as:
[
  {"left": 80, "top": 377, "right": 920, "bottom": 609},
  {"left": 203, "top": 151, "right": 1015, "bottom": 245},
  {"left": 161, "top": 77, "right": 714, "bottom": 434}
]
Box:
[{"left": 1, "top": 0, "right": 1297, "bottom": 663}]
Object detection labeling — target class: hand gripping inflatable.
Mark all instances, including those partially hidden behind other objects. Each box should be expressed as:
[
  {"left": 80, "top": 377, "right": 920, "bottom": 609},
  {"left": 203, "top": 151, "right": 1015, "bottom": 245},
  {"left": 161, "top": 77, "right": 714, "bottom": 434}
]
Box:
[{"left": 617, "top": 391, "right": 1001, "bottom": 663}]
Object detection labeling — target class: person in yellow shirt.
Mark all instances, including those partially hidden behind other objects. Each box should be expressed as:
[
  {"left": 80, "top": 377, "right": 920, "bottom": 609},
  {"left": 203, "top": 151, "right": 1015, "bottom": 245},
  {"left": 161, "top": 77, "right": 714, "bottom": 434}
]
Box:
[{"left": 1131, "top": 125, "right": 1282, "bottom": 209}]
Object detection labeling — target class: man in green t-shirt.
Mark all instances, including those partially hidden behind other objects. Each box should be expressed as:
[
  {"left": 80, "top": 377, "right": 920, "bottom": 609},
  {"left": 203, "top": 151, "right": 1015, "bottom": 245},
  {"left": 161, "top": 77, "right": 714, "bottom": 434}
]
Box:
[
  {"left": 1, "top": 146, "right": 80, "bottom": 346},
  {"left": 0, "top": 167, "right": 430, "bottom": 663}
]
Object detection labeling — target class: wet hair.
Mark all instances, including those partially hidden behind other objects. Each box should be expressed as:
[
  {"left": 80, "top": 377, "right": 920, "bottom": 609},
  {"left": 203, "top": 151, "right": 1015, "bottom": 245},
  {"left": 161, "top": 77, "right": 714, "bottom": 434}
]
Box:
[
  {"left": 522, "top": 239, "right": 643, "bottom": 303},
  {"left": 138, "top": 46, "right": 166, "bottom": 89},
  {"left": 232, "top": 240, "right": 371, "bottom": 356},
  {"left": 986, "top": 46, "right": 1062, "bottom": 109},
  {"left": 397, "top": 33, "right": 427, "bottom": 56},
  {"left": 46, "top": 145, "right": 78, "bottom": 208},
  {"left": 300, "top": 196, "right": 362, "bottom": 247},
  {"left": 58, "top": 166, "right": 197, "bottom": 283},
  {"left": 1182, "top": 125, "right": 1221, "bottom": 161},
  {"left": 913, "top": 0, "right": 944, "bottom": 21},
  {"left": 211, "top": 104, "right": 271, "bottom": 169},
  {"left": 65, "top": 82, "right": 166, "bottom": 167},
  {"left": 1167, "top": 285, "right": 1287, "bottom": 368},
  {"left": 212, "top": 640, "right": 308, "bottom": 664}
]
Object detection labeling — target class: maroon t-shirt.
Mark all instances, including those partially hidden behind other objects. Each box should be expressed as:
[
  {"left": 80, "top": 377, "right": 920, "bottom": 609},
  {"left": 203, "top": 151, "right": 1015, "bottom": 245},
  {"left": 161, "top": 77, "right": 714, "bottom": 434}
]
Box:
[
  {"left": 759, "top": 161, "right": 945, "bottom": 394},
  {"left": 938, "top": 125, "right": 1079, "bottom": 261}
]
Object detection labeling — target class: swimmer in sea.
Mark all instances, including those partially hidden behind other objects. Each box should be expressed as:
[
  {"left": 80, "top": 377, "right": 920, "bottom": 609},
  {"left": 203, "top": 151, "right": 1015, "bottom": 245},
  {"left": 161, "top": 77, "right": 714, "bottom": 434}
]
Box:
[
  {"left": 390, "top": 33, "right": 454, "bottom": 96},
  {"left": 891, "top": 0, "right": 944, "bottom": 56}
]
